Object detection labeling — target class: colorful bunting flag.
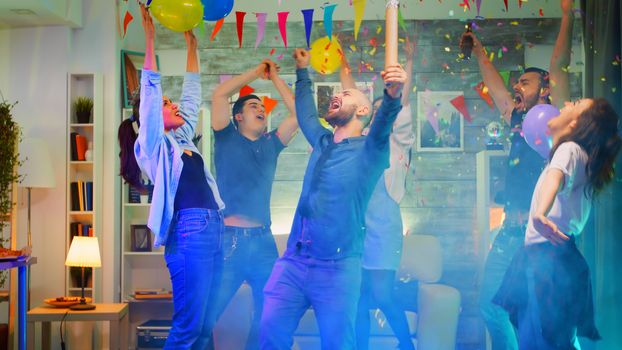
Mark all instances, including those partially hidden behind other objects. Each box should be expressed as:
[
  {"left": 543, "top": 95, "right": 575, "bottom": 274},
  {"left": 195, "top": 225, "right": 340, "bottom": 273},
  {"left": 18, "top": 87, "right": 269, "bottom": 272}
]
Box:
[
  {"left": 397, "top": 7, "right": 407, "bottom": 33},
  {"left": 255, "top": 13, "right": 267, "bottom": 49},
  {"left": 123, "top": 10, "right": 133, "bottom": 38},
  {"left": 236, "top": 11, "right": 247, "bottom": 48},
  {"left": 210, "top": 18, "right": 224, "bottom": 41},
  {"left": 263, "top": 96, "right": 278, "bottom": 115},
  {"left": 301, "top": 9, "right": 314, "bottom": 48},
  {"left": 474, "top": 81, "right": 495, "bottom": 109},
  {"left": 239, "top": 85, "right": 255, "bottom": 97},
  {"left": 277, "top": 12, "right": 289, "bottom": 48},
  {"left": 450, "top": 95, "right": 473, "bottom": 122},
  {"left": 323, "top": 4, "right": 337, "bottom": 41},
  {"left": 476, "top": 0, "right": 482, "bottom": 16}
]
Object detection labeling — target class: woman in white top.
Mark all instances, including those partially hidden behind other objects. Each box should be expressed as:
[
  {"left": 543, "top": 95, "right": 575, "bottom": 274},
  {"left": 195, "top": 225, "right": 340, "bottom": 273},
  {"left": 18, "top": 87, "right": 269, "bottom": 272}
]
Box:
[{"left": 494, "top": 98, "right": 621, "bottom": 349}]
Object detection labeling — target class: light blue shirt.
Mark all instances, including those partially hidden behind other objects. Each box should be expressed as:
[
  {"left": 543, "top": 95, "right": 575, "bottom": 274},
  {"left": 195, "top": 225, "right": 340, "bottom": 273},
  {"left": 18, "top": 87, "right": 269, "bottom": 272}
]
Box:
[{"left": 134, "top": 70, "right": 224, "bottom": 247}]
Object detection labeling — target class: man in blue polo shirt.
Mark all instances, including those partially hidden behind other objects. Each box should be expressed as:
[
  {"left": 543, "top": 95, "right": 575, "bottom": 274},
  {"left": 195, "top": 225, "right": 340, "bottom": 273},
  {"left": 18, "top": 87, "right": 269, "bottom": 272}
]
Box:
[
  {"left": 259, "top": 48, "right": 406, "bottom": 350},
  {"left": 207, "top": 59, "right": 298, "bottom": 350}
]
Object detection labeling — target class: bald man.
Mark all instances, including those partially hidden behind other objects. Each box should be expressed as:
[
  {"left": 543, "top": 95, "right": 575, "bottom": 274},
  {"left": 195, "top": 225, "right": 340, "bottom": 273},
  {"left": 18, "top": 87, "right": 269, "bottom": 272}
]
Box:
[{"left": 259, "top": 48, "right": 406, "bottom": 350}]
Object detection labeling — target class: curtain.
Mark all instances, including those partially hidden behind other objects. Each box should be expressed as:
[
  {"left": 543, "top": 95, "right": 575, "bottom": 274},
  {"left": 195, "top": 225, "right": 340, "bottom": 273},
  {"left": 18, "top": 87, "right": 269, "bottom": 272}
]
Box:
[{"left": 580, "top": 1, "right": 622, "bottom": 349}]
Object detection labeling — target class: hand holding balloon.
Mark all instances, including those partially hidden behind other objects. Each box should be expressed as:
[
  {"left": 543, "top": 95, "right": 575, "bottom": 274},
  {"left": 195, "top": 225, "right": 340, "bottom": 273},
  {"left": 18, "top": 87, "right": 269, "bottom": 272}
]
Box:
[{"left": 522, "top": 104, "right": 560, "bottom": 159}]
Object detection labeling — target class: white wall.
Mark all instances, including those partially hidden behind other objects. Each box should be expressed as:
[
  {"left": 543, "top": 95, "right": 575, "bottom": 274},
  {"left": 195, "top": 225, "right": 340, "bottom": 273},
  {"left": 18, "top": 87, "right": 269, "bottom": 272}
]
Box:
[{"left": 3, "top": 0, "right": 122, "bottom": 348}]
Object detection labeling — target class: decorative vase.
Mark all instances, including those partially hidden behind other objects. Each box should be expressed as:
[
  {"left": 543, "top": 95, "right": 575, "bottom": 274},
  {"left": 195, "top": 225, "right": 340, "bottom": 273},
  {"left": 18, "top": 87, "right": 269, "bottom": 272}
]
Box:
[{"left": 85, "top": 142, "right": 93, "bottom": 161}]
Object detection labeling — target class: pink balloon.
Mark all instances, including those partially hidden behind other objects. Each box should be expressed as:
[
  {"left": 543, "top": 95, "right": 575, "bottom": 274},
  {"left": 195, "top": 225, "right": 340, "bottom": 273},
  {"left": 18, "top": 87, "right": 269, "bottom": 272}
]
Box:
[{"left": 522, "top": 104, "right": 560, "bottom": 159}]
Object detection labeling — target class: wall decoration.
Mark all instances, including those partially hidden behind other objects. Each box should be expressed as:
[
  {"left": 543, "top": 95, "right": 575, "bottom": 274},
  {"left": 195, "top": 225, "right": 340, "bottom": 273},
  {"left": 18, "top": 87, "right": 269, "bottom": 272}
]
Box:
[
  {"left": 121, "top": 50, "right": 160, "bottom": 108},
  {"left": 131, "top": 225, "right": 153, "bottom": 252},
  {"left": 416, "top": 91, "right": 465, "bottom": 152}
]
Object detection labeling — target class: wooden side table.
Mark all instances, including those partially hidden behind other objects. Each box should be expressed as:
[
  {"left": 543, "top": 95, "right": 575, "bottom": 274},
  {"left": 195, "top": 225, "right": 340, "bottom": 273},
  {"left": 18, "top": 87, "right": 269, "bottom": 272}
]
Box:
[{"left": 27, "top": 303, "right": 128, "bottom": 350}]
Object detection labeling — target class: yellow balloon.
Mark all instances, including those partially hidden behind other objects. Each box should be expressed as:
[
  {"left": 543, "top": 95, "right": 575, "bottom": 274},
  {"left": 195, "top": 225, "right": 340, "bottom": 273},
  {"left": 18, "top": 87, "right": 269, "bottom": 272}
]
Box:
[
  {"left": 309, "top": 36, "right": 343, "bottom": 75},
  {"left": 150, "top": 0, "right": 204, "bottom": 33}
]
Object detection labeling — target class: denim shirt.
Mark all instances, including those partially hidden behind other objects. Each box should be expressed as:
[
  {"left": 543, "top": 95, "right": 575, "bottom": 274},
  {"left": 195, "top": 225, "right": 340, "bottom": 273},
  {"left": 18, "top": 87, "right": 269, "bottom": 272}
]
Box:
[
  {"left": 285, "top": 68, "right": 402, "bottom": 260},
  {"left": 134, "top": 70, "right": 224, "bottom": 247}
]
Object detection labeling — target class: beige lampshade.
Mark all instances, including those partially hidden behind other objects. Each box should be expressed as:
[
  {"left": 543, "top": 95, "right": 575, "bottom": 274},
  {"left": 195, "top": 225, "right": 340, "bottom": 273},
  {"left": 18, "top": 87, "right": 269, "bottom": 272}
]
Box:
[
  {"left": 18, "top": 137, "right": 56, "bottom": 188},
  {"left": 65, "top": 236, "right": 101, "bottom": 267}
]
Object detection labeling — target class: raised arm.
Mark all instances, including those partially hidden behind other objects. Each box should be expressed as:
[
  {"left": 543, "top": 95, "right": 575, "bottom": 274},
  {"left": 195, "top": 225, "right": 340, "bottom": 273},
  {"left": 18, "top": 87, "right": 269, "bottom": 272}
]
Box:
[
  {"left": 135, "top": 5, "right": 163, "bottom": 161},
  {"left": 175, "top": 30, "right": 202, "bottom": 142},
  {"left": 267, "top": 61, "right": 298, "bottom": 145},
  {"left": 366, "top": 65, "right": 405, "bottom": 154},
  {"left": 462, "top": 30, "right": 514, "bottom": 124},
  {"left": 293, "top": 48, "right": 331, "bottom": 145},
  {"left": 210, "top": 60, "right": 270, "bottom": 131},
  {"left": 549, "top": 0, "right": 574, "bottom": 108}
]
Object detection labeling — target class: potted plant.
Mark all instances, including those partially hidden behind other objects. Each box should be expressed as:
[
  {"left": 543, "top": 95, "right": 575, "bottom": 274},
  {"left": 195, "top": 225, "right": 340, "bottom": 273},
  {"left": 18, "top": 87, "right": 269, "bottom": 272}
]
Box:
[
  {"left": 0, "top": 100, "right": 22, "bottom": 288},
  {"left": 74, "top": 96, "right": 93, "bottom": 124}
]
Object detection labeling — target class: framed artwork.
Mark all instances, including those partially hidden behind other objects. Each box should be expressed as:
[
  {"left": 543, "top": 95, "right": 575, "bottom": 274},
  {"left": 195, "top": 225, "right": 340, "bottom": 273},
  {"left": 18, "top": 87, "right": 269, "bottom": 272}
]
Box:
[
  {"left": 121, "top": 50, "right": 160, "bottom": 108},
  {"left": 416, "top": 91, "right": 465, "bottom": 152},
  {"left": 313, "top": 82, "right": 374, "bottom": 122},
  {"left": 130, "top": 224, "right": 152, "bottom": 252}
]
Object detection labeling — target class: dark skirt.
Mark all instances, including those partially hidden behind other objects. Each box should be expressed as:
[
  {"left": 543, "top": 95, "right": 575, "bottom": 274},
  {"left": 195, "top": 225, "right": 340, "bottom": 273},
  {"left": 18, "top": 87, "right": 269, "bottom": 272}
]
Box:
[{"left": 493, "top": 238, "right": 601, "bottom": 348}]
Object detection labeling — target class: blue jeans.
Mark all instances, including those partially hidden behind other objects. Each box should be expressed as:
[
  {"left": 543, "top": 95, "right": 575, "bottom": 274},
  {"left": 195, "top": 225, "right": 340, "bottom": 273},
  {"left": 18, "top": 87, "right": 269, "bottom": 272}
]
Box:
[
  {"left": 207, "top": 226, "right": 278, "bottom": 350},
  {"left": 480, "top": 225, "right": 524, "bottom": 350},
  {"left": 260, "top": 252, "right": 362, "bottom": 350},
  {"left": 356, "top": 269, "right": 415, "bottom": 350},
  {"left": 164, "top": 208, "right": 223, "bottom": 350}
]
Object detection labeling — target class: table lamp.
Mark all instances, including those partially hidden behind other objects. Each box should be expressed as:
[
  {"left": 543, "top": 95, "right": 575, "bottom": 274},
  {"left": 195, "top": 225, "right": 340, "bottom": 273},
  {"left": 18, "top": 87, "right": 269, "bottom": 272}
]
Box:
[{"left": 64, "top": 236, "right": 101, "bottom": 310}]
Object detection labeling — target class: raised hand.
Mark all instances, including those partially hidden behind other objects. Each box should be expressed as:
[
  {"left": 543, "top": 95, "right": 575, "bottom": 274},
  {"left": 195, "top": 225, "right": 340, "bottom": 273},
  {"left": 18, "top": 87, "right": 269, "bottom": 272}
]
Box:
[
  {"left": 293, "top": 48, "right": 310, "bottom": 69},
  {"left": 254, "top": 59, "right": 271, "bottom": 80},
  {"left": 266, "top": 60, "right": 281, "bottom": 80},
  {"left": 381, "top": 64, "right": 407, "bottom": 99},
  {"left": 139, "top": 3, "right": 154, "bottom": 39}
]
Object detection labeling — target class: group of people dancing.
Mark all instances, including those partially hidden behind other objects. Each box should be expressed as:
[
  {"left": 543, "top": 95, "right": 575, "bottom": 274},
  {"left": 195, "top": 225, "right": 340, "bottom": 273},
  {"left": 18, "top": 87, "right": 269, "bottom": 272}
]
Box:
[{"left": 118, "top": 1, "right": 621, "bottom": 349}]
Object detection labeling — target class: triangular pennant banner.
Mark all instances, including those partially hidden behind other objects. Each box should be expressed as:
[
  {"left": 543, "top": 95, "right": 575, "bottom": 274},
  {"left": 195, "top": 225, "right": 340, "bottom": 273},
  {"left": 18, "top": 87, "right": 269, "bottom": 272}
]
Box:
[
  {"left": 239, "top": 85, "right": 255, "bottom": 97},
  {"left": 476, "top": 0, "right": 482, "bottom": 16},
  {"left": 123, "top": 10, "right": 134, "bottom": 38},
  {"left": 449, "top": 95, "right": 473, "bottom": 122},
  {"left": 503, "top": 0, "right": 508, "bottom": 11},
  {"left": 277, "top": 12, "right": 289, "bottom": 48},
  {"left": 255, "top": 13, "right": 267, "bottom": 49},
  {"left": 301, "top": 9, "right": 314, "bottom": 48},
  {"left": 353, "top": 0, "right": 366, "bottom": 41},
  {"left": 210, "top": 18, "right": 224, "bottom": 41},
  {"left": 236, "top": 11, "right": 247, "bottom": 48},
  {"left": 499, "top": 71, "right": 510, "bottom": 87},
  {"left": 262, "top": 96, "right": 278, "bottom": 115},
  {"left": 323, "top": 4, "right": 337, "bottom": 41}
]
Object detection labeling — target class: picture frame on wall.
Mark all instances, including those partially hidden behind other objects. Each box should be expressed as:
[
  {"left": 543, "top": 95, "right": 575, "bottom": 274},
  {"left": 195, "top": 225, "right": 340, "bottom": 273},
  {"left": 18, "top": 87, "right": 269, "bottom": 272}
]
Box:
[
  {"left": 416, "top": 91, "right": 465, "bottom": 152},
  {"left": 313, "top": 82, "right": 375, "bottom": 126},
  {"left": 130, "top": 224, "right": 152, "bottom": 252},
  {"left": 121, "top": 50, "right": 160, "bottom": 108}
]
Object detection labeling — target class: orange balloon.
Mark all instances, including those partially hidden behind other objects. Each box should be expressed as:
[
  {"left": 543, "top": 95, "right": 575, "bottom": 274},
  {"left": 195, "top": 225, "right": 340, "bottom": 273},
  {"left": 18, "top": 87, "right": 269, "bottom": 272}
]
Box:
[{"left": 309, "top": 36, "right": 343, "bottom": 75}]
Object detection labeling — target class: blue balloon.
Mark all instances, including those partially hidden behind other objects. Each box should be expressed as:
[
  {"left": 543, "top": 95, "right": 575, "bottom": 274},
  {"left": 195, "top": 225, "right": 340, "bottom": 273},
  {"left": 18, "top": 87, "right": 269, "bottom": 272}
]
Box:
[{"left": 201, "top": 0, "right": 234, "bottom": 21}]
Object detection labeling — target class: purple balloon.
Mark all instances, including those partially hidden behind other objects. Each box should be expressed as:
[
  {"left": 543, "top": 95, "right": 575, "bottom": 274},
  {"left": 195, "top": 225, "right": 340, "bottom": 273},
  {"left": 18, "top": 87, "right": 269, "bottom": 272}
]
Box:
[
  {"left": 522, "top": 104, "right": 560, "bottom": 159},
  {"left": 202, "top": 0, "right": 234, "bottom": 21}
]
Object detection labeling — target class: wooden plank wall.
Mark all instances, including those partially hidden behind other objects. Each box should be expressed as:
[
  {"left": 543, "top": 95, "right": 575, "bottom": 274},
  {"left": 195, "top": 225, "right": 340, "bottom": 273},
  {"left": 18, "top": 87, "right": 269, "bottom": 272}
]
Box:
[{"left": 156, "top": 18, "right": 582, "bottom": 349}]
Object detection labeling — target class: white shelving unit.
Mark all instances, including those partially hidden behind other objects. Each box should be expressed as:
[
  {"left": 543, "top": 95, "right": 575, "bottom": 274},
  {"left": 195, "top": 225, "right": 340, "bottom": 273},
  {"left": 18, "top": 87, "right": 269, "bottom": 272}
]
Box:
[
  {"left": 66, "top": 73, "right": 103, "bottom": 300},
  {"left": 120, "top": 107, "right": 210, "bottom": 348}
]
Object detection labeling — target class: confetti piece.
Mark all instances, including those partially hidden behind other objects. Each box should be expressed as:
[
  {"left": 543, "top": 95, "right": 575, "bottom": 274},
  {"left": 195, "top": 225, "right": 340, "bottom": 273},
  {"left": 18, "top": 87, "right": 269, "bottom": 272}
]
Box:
[
  {"left": 444, "top": 47, "right": 451, "bottom": 52},
  {"left": 539, "top": 8, "right": 544, "bottom": 16},
  {"left": 269, "top": 48, "right": 276, "bottom": 55},
  {"left": 376, "top": 24, "right": 382, "bottom": 34},
  {"left": 350, "top": 44, "right": 357, "bottom": 52},
  {"left": 510, "top": 21, "right": 519, "bottom": 26}
]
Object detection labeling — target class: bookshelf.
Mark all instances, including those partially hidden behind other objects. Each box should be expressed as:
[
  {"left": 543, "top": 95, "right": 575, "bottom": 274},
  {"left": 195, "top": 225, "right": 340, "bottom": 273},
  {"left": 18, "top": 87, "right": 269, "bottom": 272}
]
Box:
[
  {"left": 120, "top": 107, "right": 210, "bottom": 348},
  {"left": 66, "top": 73, "right": 102, "bottom": 300}
]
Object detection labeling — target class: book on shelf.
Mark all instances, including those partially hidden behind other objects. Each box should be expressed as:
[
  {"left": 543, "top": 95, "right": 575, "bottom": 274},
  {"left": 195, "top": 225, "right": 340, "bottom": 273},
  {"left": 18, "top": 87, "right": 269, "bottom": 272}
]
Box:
[
  {"left": 134, "top": 288, "right": 169, "bottom": 295},
  {"left": 70, "top": 132, "right": 79, "bottom": 161},
  {"left": 71, "top": 181, "right": 93, "bottom": 211},
  {"left": 133, "top": 289, "right": 172, "bottom": 300}
]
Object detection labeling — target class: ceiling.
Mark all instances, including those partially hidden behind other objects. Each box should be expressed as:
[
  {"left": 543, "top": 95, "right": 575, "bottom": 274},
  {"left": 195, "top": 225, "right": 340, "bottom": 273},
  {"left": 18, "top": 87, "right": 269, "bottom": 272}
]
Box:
[{"left": 0, "top": 0, "right": 82, "bottom": 29}]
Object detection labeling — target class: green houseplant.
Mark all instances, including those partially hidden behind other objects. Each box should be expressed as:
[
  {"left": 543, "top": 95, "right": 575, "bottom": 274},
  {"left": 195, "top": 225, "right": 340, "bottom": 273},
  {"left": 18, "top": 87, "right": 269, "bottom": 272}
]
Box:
[
  {"left": 0, "top": 100, "right": 22, "bottom": 287},
  {"left": 74, "top": 96, "right": 93, "bottom": 124}
]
